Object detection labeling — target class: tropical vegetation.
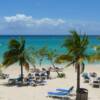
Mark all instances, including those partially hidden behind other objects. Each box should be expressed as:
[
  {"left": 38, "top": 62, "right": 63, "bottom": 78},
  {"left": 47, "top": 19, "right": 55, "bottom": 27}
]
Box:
[
  {"left": 2, "top": 38, "right": 30, "bottom": 83},
  {"left": 56, "top": 30, "right": 89, "bottom": 100},
  {"left": 46, "top": 49, "right": 60, "bottom": 77}
]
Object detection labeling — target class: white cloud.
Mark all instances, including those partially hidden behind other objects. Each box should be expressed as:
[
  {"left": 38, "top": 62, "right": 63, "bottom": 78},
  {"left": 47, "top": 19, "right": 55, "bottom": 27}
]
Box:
[
  {"left": 4, "top": 14, "right": 33, "bottom": 22},
  {"left": 0, "top": 14, "right": 99, "bottom": 35},
  {"left": 4, "top": 14, "right": 65, "bottom": 27},
  {"left": 34, "top": 18, "right": 65, "bottom": 26}
]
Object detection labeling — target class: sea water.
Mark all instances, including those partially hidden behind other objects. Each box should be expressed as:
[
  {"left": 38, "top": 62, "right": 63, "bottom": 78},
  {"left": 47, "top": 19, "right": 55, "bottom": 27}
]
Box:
[{"left": 0, "top": 35, "right": 100, "bottom": 65}]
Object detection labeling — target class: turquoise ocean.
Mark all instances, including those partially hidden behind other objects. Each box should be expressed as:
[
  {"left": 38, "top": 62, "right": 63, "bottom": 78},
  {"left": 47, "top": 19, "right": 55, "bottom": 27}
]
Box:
[{"left": 0, "top": 35, "right": 100, "bottom": 64}]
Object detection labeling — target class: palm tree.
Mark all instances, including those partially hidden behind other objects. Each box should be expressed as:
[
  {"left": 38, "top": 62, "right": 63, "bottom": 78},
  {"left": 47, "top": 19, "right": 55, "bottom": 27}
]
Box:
[
  {"left": 2, "top": 38, "right": 29, "bottom": 82},
  {"left": 46, "top": 49, "right": 60, "bottom": 76},
  {"left": 25, "top": 47, "right": 37, "bottom": 68},
  {"left": 37, "top": 46, "right": 48, "bottom": 67},
  {"left": 56, "top": 30, "right": 89, "bottom": 100}
]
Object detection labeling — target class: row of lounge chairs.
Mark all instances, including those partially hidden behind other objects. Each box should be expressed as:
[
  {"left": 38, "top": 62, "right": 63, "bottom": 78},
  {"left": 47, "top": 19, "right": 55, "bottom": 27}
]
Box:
[
  {"left": 8, "top": 76, "right": 47, "bottom": 86},
  {"left": 0, "top": 73, "right": 9, "bottom": 79},
  {"left": 82, "top": 72, "right": 100, "bottom": 88},
  {"left": 7, "top": 71, "right": 48, "bottom": 86},
  {"left": 47, "top": 86, "right": 74, "bottom": 99}
]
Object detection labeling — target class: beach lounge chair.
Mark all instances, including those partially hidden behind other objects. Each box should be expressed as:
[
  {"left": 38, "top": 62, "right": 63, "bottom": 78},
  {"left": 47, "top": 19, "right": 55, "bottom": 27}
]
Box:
[
  {"left": 97, "top": 77, "right": 100, "bottom": 82},
  {"left": 28, "top": 80, "right": 36, "bottom": 86},
  {"left": 48, "top": 86, "right": 74, "bottom": 99},
  {"left": 40, "top": 72, "right": 47, "bottom": 80},
  {"left": 8, "top": 76, "right": 22, "bottom": 86},
  {"left": 35, "top": 79, "right": 47, "bottom": 86},
  {"left": 0, "top": 73, "right": 9, "bottom": 79},
  {"left": 26, "top": 77, "right": 47, "bottom": 86},
  {"left": 89, "top": 72, "right": 97, "bottom": 78},
  {"left": 92, "top": 80, "right": 100, "bottom": 87},
  {"left": 35, "top": 73, "right": 40, "bottom": 80},
  {"left": 56, "top": 86, "right": 74, "bottom": 92},
  {"left": 8, "top": 78, "right": 16, "bottom": 85},
  {"left": 82, "top": 73, "right": 90, "bottom": 83},
  {"left": 91, "top": 77, "right": 100, "bottom": 88}
]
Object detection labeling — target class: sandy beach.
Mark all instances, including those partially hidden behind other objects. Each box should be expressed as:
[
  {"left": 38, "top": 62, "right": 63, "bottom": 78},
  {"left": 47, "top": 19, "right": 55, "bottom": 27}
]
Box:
[{"left": 0, "top": 64, "right": 100, "bottom": 100}]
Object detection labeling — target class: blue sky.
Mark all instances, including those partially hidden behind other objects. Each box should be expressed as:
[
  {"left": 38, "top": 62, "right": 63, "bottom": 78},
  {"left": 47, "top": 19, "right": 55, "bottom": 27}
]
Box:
[{"left": 0, "top": 0, "right": 100, "bottom": 35}]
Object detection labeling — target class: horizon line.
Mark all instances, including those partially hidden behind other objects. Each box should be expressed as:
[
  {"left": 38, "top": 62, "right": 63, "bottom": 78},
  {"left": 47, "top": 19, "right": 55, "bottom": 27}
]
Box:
[{"left": 0, "top": 34, "right": 100, "bottom": 37}]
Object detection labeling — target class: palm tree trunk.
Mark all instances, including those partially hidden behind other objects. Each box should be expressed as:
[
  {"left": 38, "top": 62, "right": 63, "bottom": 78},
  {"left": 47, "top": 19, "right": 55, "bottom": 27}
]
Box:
[
  {"left": 76, "top": 63, "right": 81, "bottom": 100},
  {"left": 20, "top": 60, "right": 23, "bottom": 83},
  {"left": 33, "top": 64, "right": 36, "bottom": 68},
  {"left": 76, "top": 62, "right": 80, "bottom": 92},
  {"left": 39, "top": 58, "right": 43, "bottom": 67},
  {"left": 50, "top": 60, "right": 60, "bottom": 77}
]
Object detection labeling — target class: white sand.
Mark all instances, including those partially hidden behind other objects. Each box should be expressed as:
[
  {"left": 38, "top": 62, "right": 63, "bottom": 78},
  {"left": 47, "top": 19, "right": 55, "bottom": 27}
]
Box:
[{"left": 0, "top": 64, "right": 100, "bottom": 100}]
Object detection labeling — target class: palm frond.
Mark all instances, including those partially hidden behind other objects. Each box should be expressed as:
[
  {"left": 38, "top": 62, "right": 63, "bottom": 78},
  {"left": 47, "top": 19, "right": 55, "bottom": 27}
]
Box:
[
  {"left": 3, "top": 56, "right": 18, "bottom": 67},
  {"left": 55, "top": 54, "right": 73, "bottom": 64},
  {"left": 65, "top": 60, "right": 76, "bottom": 67},
  {"left": 23, "top": 61, "right": 29, "bottom": 71},
  {"left": 8, "top": 39, "right": 20, "bottom": 49},
  {"left": 81, "top": 34, "right": 89, "bottom": 49},
  {"left": 80, "top": 62, "right": 85, "bottom": 73},
  {"left": 37, "top": 46, "right": 48, "bottom": 57},
  {"left": 19, "top": 38, "right": 25, "bottom": 53},
  {"left": 70, "top": 30, "right": 81, "bottom": 46},
  {"left": 47, "top": 49, "right": 58, "bottom": 60}
]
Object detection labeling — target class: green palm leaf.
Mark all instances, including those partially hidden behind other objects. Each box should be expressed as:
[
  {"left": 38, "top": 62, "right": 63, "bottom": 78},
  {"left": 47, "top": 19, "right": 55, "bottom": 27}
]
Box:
[{"left": 2, "top": 37, "right": 30, "bottom": 82}]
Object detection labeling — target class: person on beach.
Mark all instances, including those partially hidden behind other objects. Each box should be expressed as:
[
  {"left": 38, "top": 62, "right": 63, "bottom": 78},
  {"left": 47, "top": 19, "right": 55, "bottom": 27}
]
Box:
[{"left": 46, "top": 67, "right": 51, "bottom": 79}]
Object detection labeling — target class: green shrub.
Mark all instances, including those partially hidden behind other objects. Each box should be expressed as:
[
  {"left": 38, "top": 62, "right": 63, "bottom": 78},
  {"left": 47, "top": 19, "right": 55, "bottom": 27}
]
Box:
[{"left": 57, "top": 73, "right": 66, "bottom": 78}]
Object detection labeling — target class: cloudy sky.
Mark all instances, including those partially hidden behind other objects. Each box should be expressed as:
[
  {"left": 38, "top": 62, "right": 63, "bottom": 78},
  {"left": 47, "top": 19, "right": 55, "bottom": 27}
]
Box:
[{"left": 0, "top": 0, "right": 100, "bottom": 35}]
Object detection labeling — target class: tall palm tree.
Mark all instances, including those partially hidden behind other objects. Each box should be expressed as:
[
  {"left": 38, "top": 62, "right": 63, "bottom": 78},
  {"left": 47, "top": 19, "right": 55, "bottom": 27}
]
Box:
[
  {"left": 56, "top": 30, "right": 89, "bottom": 100},
  {"left": 2, "top": 38, "right": 29, "bottom": 82}
]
